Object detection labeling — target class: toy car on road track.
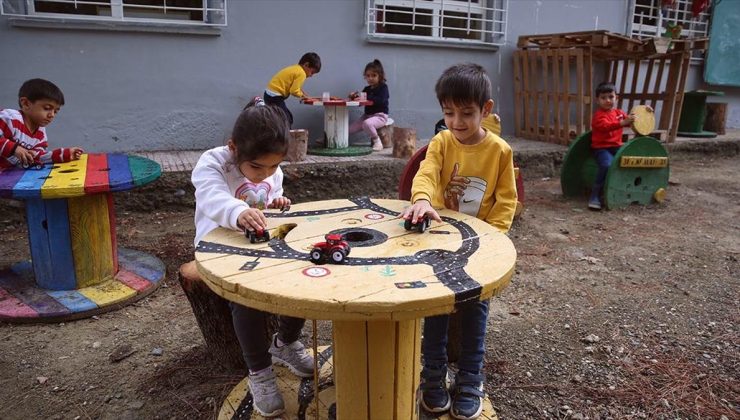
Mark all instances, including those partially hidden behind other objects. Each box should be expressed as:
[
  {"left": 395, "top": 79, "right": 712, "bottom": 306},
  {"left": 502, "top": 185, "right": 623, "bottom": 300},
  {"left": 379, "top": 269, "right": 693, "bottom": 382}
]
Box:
[
  {"left": 310, "top": 233, "right": 351, "bottom": 264},
  {"left": 246, "top": 228, "right": 270, "bottom": 244},
  {"left": 404, "top": 215, "right": 431, "bottom": 233}
]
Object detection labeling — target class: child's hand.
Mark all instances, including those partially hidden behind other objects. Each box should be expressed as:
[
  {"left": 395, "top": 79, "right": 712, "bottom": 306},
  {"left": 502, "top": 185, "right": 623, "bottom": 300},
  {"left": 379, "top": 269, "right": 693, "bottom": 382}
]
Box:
[
  {"left": 268, "top": 197, "right": 292, "bottom": 210},
  {"left": 400, "top": 200, "right": 442, "bottom": 225},
  {"left": 237, "top": 208, "right": 267, "bottom": 232},
  {"left": 646, "top": 105, "right": 654, "bottom": 113},
  {"left": 621, "top": 114, "right": 636, "bottom": 127},
  {"left": 348, "top": 91, "right": 359, "bottom": 100},
  {"left": 13, "top": 145, "right": 35, "bottom": 166},
  {"left": 71, "top": 147, "right": 84, "bottom": 160}
]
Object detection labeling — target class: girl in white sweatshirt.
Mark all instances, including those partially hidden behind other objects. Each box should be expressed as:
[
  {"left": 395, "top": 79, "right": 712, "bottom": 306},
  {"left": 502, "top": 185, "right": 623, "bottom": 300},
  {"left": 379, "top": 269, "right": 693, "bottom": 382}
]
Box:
[{"left": 191, "top": 98, "right": 313, "bottom": 417}]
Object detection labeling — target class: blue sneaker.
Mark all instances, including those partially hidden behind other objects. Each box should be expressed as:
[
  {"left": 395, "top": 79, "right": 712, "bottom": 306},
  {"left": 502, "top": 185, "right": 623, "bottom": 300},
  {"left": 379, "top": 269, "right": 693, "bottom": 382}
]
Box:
[
  {"left": 450, "top": 371, "right": 485, "bottom": 420},
  {"left": 420, "top": 365, "right": 451, "bottom": 413},
  {"left": 588, "top": 197, "right": 602, "bottom": 210}
]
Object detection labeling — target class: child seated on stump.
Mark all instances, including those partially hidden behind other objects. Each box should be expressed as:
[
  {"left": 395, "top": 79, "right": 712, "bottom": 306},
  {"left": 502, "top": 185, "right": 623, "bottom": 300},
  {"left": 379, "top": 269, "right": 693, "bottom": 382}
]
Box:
[
  {"left": 191, "top": 98, "right": 313, "bottom": 417},
  {"left": 401, "top": 63, "right": 517, "bottom": 419}
]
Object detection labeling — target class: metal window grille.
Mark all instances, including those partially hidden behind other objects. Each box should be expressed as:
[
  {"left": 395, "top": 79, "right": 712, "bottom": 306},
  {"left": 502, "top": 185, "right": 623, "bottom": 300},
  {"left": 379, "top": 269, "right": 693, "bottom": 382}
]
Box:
[
  {"left": 367, "top": 0, "right": 507, "bottom": 47},
  {"left": 629, "top": 0, "right": 709, "bottom": 61},
  {"left": 1, "top": 0, "right": 227, "bottom": 26}
]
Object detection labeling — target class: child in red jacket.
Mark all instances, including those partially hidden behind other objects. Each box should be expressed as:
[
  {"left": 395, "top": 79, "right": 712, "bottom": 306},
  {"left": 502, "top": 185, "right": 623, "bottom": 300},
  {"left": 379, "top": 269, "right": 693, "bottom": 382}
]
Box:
[{"left": 588, "top": 82, "right": 635, "bottom": 210}]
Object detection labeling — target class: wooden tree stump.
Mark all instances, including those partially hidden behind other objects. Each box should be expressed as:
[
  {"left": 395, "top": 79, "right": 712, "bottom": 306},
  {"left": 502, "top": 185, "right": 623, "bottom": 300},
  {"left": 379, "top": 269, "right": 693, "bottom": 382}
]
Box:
[
  {"left": 179, "top": 261, "right": 279, "bottom": 373},
  {"left": 378, "top": 124, "right": 394, "bottom": 149},
  {"left": 704, "top": 103, "right": 727, "bottom": 135},
  {"left": 287, "top": 129, "right": 308, "bottom": 162},
  {"left": 392, "top": 127, "right": 417, "bottom": 159}
]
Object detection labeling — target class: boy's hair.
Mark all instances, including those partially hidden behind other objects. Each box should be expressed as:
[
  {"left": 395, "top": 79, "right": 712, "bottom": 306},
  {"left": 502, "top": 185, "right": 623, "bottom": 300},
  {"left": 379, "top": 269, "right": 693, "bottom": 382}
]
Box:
[
  {"left": 18, "top": 78, "right": 65, "bottom": 107},
  {"left": 435, "top": 63, "right": 491, "bottom": 109},
  {"left": 595, "top": 82, "right": 616, "bottom": 96},
  {"left": 299, "top": 52, "right": 322, "bottom": 73},
  {"left": 231, "top": 98, "right": 290, "bottom": 163},
  {"left": 364, "top": 59, "right": 386, "bottom": 82}
]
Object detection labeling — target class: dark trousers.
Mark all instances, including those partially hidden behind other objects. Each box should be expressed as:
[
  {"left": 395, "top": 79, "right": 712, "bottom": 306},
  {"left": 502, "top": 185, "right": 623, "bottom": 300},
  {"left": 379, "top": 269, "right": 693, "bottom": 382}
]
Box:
[
  {"left": 422, "top": 299, "right": 490, "bottom": 375},
  {"left": 229, "top": 302, "right": 306, "bottom": 372},
  {"left": 263, "top": 92, "right": 293, "bottom": 126}
]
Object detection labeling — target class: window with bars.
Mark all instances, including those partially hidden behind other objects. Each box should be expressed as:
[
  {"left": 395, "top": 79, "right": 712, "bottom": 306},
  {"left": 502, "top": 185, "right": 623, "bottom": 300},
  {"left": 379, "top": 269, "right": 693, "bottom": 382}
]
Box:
[
  {"left": 629, "top": 0, "right": 709, "bottom": 61},
  {"left": 366, "top": 0, "right": 507, "bottom": 48},
  {"left": 0, "top": 0, "right": 226, "bottom": 26}
]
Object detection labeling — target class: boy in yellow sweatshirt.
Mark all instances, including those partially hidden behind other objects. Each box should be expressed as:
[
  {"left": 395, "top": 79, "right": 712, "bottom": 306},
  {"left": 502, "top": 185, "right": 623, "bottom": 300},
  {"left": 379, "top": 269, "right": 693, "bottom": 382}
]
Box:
[
  {"left": 401, "top": 63, "right": 517, "bottom": 419},
  {"left": 263, "top": 52, "right": 321, "bottom": 126}
]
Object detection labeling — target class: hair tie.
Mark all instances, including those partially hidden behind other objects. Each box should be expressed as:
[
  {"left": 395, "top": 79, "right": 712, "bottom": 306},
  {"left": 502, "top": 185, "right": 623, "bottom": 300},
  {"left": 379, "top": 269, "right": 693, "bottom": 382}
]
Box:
[{"left": 253, "top": 96, "right": 266, "bottom": 107}]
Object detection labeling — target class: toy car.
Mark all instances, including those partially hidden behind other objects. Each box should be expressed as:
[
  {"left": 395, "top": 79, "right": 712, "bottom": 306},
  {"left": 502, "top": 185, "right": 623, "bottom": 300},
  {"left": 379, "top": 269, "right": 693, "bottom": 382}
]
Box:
[
  {"left": 310, "top": 233, "right": 351, "bottom": 264},
  {"left": 21, "top": 160, "right": 44, "bottom": 170},
  {"left": 404, "top": 214, "right": 431, "bottom": 233},
  {"left": 246, "top": 228, "right": 270, "bottom": 244}
]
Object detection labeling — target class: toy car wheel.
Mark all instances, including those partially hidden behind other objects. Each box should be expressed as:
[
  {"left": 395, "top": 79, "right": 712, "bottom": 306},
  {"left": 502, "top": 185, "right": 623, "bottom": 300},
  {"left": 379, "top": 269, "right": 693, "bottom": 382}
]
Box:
[
  {"left": 331, "top": 249, "right": 346, "bottom": 263},
  {"left": 404, "top": 218, "right": 412, "bottom": 231},
  {"left": 263, "top": 231, "right": 271, "bottom": 242},
  {"left": 248, "top": 231, "right": 257, "bottom": 243},
  {"left": 310, "top": 249, "right": 324, "bottom": 263}
]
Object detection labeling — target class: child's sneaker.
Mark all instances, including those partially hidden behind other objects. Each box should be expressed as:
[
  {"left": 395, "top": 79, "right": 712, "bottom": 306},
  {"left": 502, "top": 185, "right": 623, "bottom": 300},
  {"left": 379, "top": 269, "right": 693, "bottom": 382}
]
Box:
[
  {"left": 588, "top": 197, "right": 602, "bottom": 210},
  {"left": 371, "top": 137, "right": 383, "bottom": 151},
  {"left": 450, "top": 371, "right": 485, "bottom": 420},
  {"left": 269, "top": 333, "right": 315, "bottom": 378},
  {"left": 248, "top": 367, "right": 284, "bottom": 417},
  {"left": 420, "top": 365, "right": 451, "bottom": 413}
]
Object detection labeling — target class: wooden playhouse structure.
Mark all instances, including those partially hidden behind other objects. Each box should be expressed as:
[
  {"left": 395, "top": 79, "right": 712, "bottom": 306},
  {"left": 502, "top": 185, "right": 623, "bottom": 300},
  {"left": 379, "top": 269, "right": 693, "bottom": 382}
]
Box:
[{"left": 513, "top": 30, "right": 708, "bottom": 144}]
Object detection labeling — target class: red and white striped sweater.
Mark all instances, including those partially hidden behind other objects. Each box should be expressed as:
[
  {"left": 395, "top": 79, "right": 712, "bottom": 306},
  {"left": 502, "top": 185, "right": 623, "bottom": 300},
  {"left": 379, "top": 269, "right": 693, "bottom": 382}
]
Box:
[{"left": 0, "top": 108, "right": 76, "bottom": 170}]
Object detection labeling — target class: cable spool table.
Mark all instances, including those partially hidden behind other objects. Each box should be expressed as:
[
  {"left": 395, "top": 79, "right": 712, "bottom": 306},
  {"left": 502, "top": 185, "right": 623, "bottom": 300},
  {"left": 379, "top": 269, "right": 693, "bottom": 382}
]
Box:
[
  {"left": 195, "top": 197, "right": 516, "bottom": 419},
  {"left": 0, "top": 153, "right": 166, "bottom": 322}
]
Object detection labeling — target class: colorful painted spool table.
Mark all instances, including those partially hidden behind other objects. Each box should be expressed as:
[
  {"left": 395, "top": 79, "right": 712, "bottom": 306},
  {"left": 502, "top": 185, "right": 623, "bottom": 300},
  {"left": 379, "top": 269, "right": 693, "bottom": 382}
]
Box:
[
  {"left": 303, "top": 97, "right": 374, "bottom": 157},
  {"left": 195, "top": 197, "right": 515, "bottom": 419},
  {"left": 0, "top": 153, "right": 166, "bottom": 322}
]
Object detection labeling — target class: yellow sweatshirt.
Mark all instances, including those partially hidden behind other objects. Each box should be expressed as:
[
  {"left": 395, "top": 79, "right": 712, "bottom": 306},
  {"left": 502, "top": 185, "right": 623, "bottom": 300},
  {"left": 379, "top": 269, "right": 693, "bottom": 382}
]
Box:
[
  {"left": 266, "top": 64, "right": 307, "bottom": 98},
  {"left": 411, "top": 130, "right": 517, "bottom": 233}
]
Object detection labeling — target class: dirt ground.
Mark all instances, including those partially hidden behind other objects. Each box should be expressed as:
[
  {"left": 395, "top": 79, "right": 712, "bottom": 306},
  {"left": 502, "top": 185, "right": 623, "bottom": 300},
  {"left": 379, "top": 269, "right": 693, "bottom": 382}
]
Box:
[{"left": 0, "top": 154, "right": 738, "bottom": 420}]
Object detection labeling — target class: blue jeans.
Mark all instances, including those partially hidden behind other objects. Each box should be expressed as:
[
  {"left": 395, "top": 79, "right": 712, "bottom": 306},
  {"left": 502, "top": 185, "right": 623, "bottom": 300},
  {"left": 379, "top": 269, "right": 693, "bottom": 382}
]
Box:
[
  {"left": 591, "top": 147, "right": 620, "bottom": 200},
  {"left": 263, "top": 92, "right": 293, "bottom": 126},
  {"left": 422, "top": 299, "right": 490, "bottom": 374}
]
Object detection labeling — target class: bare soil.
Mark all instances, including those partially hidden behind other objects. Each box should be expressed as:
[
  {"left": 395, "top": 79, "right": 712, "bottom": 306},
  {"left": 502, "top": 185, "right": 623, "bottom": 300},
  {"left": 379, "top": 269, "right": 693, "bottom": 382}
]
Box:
[{"left": 1, "top": 155, "right": 738, "bottom": 420}]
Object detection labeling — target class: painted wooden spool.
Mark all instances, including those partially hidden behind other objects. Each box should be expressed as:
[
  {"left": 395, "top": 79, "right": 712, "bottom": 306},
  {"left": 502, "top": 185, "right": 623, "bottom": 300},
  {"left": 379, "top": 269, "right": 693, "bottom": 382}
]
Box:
[
  {"left": 0, "top": 154, "right": 165, "bottom": 322},
  {"left": 196, "top": 197, "right": 516, "bottom": 419},
  {"left": 560, "top": 132, "right": 669, "bottom": 209}
]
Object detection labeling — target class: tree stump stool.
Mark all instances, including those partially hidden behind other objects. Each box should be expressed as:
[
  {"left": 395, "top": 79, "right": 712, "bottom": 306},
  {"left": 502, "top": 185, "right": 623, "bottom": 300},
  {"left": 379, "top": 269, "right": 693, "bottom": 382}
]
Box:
[
  {"left": 704, "top": 103, "right": 727, "bottom": 135},
  {"left": 392, "top": 126, "right": 417, "bottom": 159},
  {"left": 179, "top": 261, "right": 280, "bottom": 373},
  {"left": 378, "top": 117, "right": 394, "bottom": 148},
  {"left": 287, "top": 129, "right": 308, "bottom": 162}
]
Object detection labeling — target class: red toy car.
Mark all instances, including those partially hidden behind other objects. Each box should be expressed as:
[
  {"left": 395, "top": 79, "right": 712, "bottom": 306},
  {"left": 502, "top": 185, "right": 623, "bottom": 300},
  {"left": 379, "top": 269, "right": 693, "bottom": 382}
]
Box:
[
  {"left": 246, "top": 228, "right": 270, "bottom": 244},
  {"left": 310, "top": 233, "right": 351, "bottom": 264},
  {"left": 404, "top": 214, "right": 431, "bottom": 233}
]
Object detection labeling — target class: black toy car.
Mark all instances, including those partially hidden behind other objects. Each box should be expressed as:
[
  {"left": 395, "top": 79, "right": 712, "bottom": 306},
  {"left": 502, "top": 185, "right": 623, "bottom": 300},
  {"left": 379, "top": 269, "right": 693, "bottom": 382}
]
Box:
[
  {"left": 404, "top": 214, "right": 431, "bottom": 233},
  {"left": 246, "top": 228, "right": 270, "bottom": 244}
]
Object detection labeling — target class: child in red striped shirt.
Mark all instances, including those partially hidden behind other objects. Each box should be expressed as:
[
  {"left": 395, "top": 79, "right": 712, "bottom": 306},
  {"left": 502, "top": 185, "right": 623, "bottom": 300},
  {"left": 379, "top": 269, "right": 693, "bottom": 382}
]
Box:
[{"left": 0, "top": 78, "right": 83, "bottom": 171}]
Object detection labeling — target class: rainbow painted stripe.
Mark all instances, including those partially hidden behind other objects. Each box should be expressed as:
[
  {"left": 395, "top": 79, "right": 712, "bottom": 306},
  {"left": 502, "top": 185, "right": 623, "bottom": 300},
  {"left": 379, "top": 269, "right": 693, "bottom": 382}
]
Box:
[
  {"left": 0, "top": 248, "right": 165, "bottom": 321},
  {"left": 0, "top": 154, "right": 164, "bottom": 322}
]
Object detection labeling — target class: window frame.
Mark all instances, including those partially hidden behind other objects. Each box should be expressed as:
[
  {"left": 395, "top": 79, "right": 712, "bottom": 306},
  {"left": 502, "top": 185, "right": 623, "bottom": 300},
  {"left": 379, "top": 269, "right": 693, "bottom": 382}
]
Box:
[
  {"left": 1, "top": 0, "right": 227, "bottom": 27},
  {"left": 628, "top": 0, "right": 709, "bottom": 62},
  {"left": 365, "top": 0, "right": 507, "bottom": 50}
]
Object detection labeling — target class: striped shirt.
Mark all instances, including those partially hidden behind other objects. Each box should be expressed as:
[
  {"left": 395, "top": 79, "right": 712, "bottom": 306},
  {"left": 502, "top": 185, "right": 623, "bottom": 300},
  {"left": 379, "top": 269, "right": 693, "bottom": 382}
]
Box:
[{"left": 0, "top": 108, "right": 75, "bottom": 170}]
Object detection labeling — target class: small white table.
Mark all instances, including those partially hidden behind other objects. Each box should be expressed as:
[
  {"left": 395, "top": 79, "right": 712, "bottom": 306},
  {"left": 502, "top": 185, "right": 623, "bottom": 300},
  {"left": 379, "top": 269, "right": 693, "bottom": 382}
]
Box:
[{"left": 303, "top": 98, "right": 373, "bottom": 148}]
